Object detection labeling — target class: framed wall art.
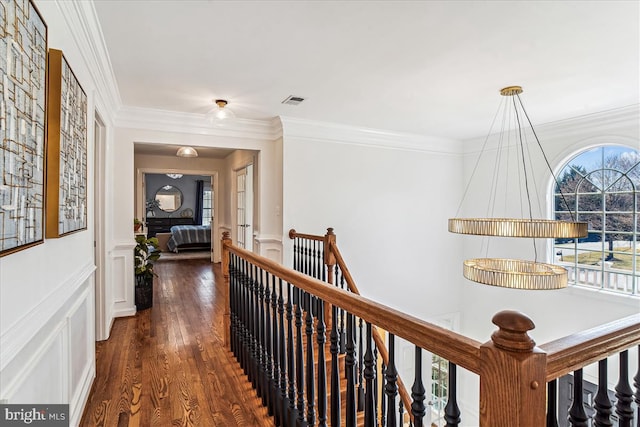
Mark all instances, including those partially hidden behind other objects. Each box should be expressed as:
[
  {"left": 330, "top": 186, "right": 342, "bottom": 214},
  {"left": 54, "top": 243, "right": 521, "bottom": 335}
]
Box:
[
  {"left": 46, "top": 49, "right": 87, "bottom": 238},
  {"left": 0, "top": 0, "right": 48, "bottom": 256}
]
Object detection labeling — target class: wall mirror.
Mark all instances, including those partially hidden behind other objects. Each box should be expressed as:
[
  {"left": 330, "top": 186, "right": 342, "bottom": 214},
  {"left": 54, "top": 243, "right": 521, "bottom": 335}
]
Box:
[{"left": 155, "top": 185, "right": 183, "bottom": 212}]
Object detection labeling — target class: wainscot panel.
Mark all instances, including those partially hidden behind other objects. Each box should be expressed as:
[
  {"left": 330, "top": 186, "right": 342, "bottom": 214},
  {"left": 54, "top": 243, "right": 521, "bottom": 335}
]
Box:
[{"left": 0, "top": 266, "right": 96, "bottom": 426}]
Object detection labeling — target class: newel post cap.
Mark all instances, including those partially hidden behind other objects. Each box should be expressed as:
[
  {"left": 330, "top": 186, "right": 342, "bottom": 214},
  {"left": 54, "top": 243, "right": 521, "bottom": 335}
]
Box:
[
  {"left": 288, "top": 229, "right": 296, "bottom": 239},
  {"left": 222, "top": 231, "right": 231, "bottom": 241},
  {"left": 490, "top": 310, "right": 536, "bottom": 352}
]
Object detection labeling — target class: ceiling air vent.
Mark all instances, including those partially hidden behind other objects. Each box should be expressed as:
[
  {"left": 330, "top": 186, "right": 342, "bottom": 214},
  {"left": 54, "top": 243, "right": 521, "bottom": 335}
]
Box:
[{"left": 281, "top": 95, "right": 305, "bottom": 105}]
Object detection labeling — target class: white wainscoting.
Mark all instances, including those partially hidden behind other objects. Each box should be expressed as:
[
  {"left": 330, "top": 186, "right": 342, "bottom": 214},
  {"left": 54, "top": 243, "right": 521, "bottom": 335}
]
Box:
[
  {"left": 0, "top": 263, "right": 96, "bottom": 426},
  {"left": 110, "top": 241, "right": 136, "bottom": 318},
  {"left": 254, "top": 234, "right": 282, "bottom": 263}
]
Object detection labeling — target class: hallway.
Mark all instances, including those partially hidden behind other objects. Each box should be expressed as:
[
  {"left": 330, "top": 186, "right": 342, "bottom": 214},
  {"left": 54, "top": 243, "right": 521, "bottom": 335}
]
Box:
[{"left": 80, "top": 259, "right": 275, "bottom": 426}]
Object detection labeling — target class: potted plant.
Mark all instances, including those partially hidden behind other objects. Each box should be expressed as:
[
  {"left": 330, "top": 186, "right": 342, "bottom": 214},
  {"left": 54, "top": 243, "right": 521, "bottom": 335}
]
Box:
[
  {"left": 134, "top": 218, "right": 143, "bottom": 232},
  {"left": 134, "top": 234, "right": 161, "bottom": 310}
]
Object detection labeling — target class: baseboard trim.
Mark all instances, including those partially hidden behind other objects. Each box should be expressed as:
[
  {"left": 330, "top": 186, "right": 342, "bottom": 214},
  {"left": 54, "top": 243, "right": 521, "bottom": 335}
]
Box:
[
  {"left": 70, "top": 360, "right": 96, "bottom": 426},
  {"left": 112, "top": 307, "right": 137, "bottom": 318}
]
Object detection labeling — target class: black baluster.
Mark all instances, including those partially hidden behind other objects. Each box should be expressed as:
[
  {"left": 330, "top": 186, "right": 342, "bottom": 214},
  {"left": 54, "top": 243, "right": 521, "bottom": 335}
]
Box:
[
  {"left": 306, "top": 304, "right": 315, "bottom": 426},
  {"left": 306, "top": 239, "right": 312, "bottom": 277},
  {"left": 546, "top": 379, "right": 559, "bottom": 427},
  {"left": 278, "top": 278, "right": 287, "bottom": 425},
  {"left": 321, "top": 241, "right": 326, "bottom": 282},
  {"left": 374, "top": 347, "right": 379, "bottom": 425},
  {"left": 593, "top": 359, "right": 613, "bottom": 427},
  {"left": 346, "top": 313, "right": 357, "bottom": 426},
  {"left": 243, "top": 260, "right": 251, "bottom": 377},
  {"left": 312, "top": 240, "right": 318, "bottom": 279},
  {"left": 303, "top": 239, "right": 309, "bottom": 275},
  {"left": 364, "top": 323, "right": 376, "bottom": 427},
  {"left": 358, "top": 318, "right": 365, "bottom": 412},
  {"left": 444, "top": 362, "right": 460, "bottom": 427},
  {"left": 257, "top": 268, "right": 266, "bottom": 402},
  {"left": 339, "top": 272, "right": 346, "bottom": 354},
  {"left": 295, "top": 288, "right": 306, "bottom": 427},
  {"left": 411, "top": 346, "right": 426, "bottom": 427},
  {"left": 385, "top": 334, "right": 398, "bottom": 427},
  {"left": 286, "top": 281, "right": 297, "bottom": 425},
  {"left": 239, "top": 258, "right": 248, "bottom": 372},
  {"left": 399, "top": 400, "right": 404, "bottom": 427},
  {"left": 615, "top": 350, "right": 634, "bottom": 427},
  {"left": 634, "top": 345, "right": 640, "bottom": 427},
  {"left": 568, "top": 369, "right": 589, "bottom": 427},
  {"left": 316, "top": 299, "right": 327, "bottom": 427},
  {"left": 240, "top": 259, "right": 249, "bottom": 375},
  {"left": 330, "top": 305, "right": 341, "bottom": 427},
  {"left": 270, "top": 275, "right": 281, "bottom": 424},
  {"left": 250, "top": 265, "right": 259, "bottom": 390},
  {"left": 264, "top": 273, "right": 274, "bottom": 416},
  {"left": 229, "top": 254, "right": 237, "bottom": 355}
]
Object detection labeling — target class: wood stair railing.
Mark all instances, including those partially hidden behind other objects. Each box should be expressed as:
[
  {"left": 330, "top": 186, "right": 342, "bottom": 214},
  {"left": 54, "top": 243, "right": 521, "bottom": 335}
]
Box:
[
  {"left": 222, "top": 229, "right": 640, "bottom": 427},
  {"left": 289, "top": 228, "right": 414, "bottom": 425}
]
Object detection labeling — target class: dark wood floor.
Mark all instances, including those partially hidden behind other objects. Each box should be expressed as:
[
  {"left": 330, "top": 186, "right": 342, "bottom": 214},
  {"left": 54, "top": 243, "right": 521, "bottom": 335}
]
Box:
[{"left": 80, "top": 259, "right": 275, "bottom": 426}]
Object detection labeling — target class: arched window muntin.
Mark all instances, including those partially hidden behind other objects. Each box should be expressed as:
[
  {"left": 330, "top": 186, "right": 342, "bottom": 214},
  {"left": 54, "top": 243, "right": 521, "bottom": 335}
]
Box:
[{"left": 553, "top": 145, "right": 639, "bottom": 295}]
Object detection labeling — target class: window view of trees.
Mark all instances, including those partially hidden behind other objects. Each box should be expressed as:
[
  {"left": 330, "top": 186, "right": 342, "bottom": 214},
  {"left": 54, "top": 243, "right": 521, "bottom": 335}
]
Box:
[{"left": 554, "top": 145, "right": 639, "bottom": 294}]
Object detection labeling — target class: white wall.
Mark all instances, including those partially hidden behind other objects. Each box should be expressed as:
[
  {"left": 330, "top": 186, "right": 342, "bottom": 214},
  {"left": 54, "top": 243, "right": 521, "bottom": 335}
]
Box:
[
  {"left": 281, "top": 117, "right": 465, "bottom": 319},
  {"left": 0, "top": 1, "right": 119, "bottom": 424}
]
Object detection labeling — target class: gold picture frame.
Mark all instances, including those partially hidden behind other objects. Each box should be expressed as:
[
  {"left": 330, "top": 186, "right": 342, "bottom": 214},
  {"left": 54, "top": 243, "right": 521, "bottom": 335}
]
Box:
[
  {"left": 0, "top": 0, "right": 48, "bottom": 256},
  {"left": 45, "top": 49, "right": 87, "bottom": 238}
]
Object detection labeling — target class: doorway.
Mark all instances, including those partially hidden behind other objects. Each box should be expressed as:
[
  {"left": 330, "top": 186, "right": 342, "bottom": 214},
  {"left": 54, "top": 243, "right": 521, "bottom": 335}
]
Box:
[
  {"left": 236, "top": 164, "right": 253, "bottom": 250},
  {"left": 137, "top": 168, "right": 220, "bottom": 263},
  {"left": 94, "top": 114, "right": 108, "bottom": 340}
]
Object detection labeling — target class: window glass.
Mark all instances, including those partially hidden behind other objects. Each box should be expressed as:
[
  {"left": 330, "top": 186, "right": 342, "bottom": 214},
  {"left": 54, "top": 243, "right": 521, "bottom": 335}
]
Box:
[
  {"left": 202, "top": 189, "right": 213, "bottom": 226},
  {"left": 554, "top": 145, "right": 639, "bottom": 295}
]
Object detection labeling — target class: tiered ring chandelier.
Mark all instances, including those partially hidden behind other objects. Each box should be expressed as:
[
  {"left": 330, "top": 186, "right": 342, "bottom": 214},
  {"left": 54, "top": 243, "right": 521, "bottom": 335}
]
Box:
[{"left": 449, "top": 86, "right": 587, "bottom": 290}]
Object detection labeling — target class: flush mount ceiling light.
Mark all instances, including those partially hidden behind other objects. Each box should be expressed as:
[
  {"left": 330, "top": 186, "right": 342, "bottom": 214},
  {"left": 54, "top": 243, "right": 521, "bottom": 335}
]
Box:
[
  {"left": 448, "top": 86, "right": 587, "bottom": 290},
  {"left": 176, "top": 146, "right": 198, "bottom": 157},
  {"left": 210, "top": 99, "right": 236, "bottom": 123},
  {"left": 166, "top": 173, "right": 183, "bottom": 179}
]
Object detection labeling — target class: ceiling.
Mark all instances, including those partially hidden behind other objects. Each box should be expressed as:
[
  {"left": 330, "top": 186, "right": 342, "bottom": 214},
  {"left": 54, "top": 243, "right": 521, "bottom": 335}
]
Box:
[{"left": 95, "top": 0, "right": 639, "bottom": 142}]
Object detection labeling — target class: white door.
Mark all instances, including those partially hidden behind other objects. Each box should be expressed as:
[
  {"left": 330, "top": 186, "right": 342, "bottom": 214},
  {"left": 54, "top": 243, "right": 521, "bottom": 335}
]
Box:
[{"left": 236, "top": 165, "right": 253, "bottom": 250}]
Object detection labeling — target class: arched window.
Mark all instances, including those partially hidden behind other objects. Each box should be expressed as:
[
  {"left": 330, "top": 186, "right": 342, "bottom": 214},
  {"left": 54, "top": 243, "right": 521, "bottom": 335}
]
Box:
[{"left": 553, "top": 145, "right": 639, "bottom": 295}]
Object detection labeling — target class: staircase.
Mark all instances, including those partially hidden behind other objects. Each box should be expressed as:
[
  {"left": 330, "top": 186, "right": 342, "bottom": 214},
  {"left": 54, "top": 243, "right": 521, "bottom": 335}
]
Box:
[{"left": 221, "top": 229, "right": 640, "bottom": 427}]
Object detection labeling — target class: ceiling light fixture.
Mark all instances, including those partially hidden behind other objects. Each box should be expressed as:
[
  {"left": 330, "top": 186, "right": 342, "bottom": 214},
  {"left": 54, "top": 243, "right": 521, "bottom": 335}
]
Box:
[
  {"left": 166, "top": 173, "right": 183, "bottom": 179},
  {"left": 176, "top": 146, "right": 198, "bottom": 157},
  {"left": 448, "top": 86, "right": 587, "bottom": 290},
  {"left": 210, "top": 99, "right": 236, "bottom": 123}
]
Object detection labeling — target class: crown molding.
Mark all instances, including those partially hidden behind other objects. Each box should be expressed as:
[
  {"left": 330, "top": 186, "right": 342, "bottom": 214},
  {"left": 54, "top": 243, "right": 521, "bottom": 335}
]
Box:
[
  {"left": 462, "top": 104, "right": 640, "bottom": 154},
  {"left": 53, "top": 0, "right": 121, "bottom": 125},
  {"left": 116, "top": 106, "right": 282, "bottom": 141},
  {"left": 280, "top": 116, "right": 462, "bottom": 155}
]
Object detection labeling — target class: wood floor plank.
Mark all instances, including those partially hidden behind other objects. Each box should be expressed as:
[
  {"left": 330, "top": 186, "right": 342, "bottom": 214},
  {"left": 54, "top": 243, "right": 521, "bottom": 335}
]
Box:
[{"left": 80, "top": 259, "right": 275, "bottom": 427}]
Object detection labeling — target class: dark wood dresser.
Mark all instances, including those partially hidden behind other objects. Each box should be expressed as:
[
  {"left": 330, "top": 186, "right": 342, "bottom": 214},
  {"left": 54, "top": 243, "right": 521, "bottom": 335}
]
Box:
[{"left": 145, "top": 217, "right": 194, "bottom": 237}]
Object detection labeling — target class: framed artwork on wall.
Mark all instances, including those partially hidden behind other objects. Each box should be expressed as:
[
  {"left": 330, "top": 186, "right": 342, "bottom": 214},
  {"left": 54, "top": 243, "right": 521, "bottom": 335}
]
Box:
[
  {"left": 0, "top": 0, "right": 48, "bottom": 256},
  {"left": 45, "top": 49, "right": 88, "bottom": 238}
]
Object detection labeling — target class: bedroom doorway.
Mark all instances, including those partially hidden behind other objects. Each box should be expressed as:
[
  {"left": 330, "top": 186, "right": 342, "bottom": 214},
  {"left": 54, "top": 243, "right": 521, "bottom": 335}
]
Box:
[
  {"left": 136, "top": 168, "right": 220, "bottom": 263},
  {"left": 236, "top": 164, "right": 253, "bottom": 250}
]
